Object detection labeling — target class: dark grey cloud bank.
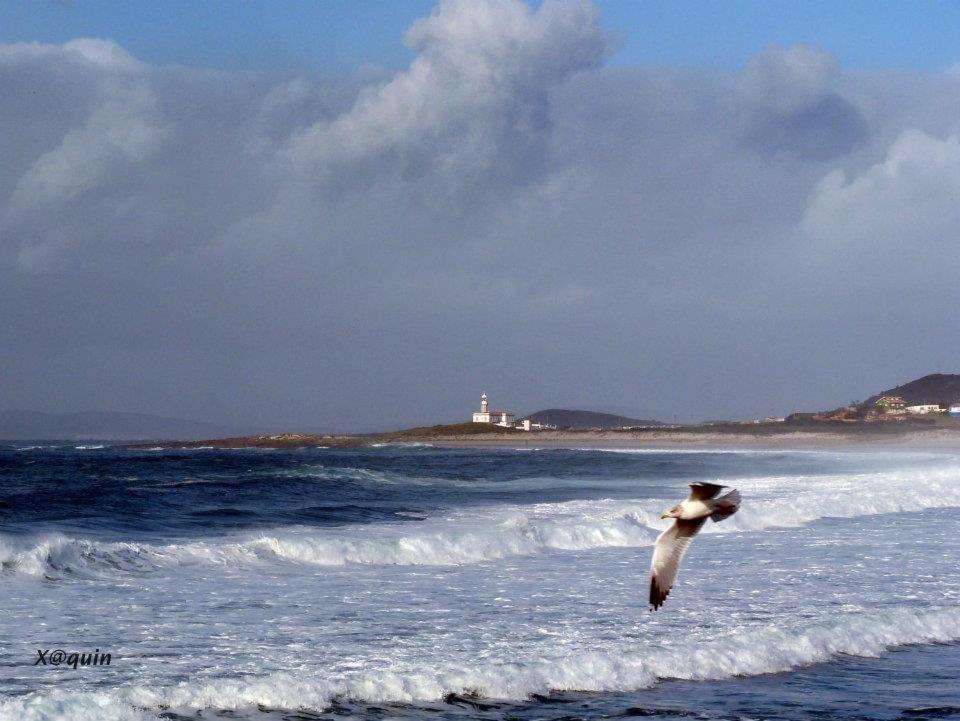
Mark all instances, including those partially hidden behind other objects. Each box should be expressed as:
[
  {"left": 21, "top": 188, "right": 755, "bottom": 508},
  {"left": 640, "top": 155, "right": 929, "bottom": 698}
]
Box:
[{"left": 2, "top": 0, "right": 959, "bottom": 431}]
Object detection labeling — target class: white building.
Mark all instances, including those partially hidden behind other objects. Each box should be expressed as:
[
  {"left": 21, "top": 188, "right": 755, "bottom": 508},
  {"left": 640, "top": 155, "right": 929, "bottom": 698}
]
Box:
[
  {"left": 906, "top": 404, "right": 943, "bottom": 415},
  {"left": 950, "top": 405, "right": 960, "bottom": 416},
  {"left": 472, "top": 393, "right": 516, "bottom": 427}
]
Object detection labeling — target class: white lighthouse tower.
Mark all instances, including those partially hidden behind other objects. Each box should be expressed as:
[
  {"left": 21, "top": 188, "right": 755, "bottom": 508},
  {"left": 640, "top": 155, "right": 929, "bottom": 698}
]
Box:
[{"left": 473, "top": 393, "right": 491, "bottom": 423}]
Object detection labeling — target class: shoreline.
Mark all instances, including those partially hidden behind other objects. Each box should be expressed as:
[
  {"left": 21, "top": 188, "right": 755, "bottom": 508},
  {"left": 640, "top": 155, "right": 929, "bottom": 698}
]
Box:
[
  {"left": 415, "top": 428, "right": 960, "bottom": 451},
  {"left": 122, "top": 426, "right": 960, "bottom": 452}
]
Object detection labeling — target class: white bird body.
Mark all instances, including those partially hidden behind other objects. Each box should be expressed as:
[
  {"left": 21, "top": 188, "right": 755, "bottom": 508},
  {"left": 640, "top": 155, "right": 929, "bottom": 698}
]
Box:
[
  {"left": 649, "top": 482, "right": 741, "bottom": 610},
  {"left": 676, "top": 499, "right": 711, "bottom": 519}
]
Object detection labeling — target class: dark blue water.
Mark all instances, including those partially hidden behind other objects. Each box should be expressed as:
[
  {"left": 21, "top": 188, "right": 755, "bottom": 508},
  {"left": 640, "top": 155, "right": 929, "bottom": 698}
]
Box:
[{"left": 0, "top": 444, "right": 906, "bottom": 536}]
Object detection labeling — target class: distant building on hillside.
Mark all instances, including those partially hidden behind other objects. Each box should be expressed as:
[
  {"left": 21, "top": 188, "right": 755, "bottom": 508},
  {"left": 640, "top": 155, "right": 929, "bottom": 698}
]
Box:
[
  {"left": 950, "top": 404, "right": 960, "bottom": 416},
  {"left": 472, "top": 393, "right": 516, "bottom": 427},
  {"left": 875, "top": 396, "right": 907, "bottom": 414},
  {"left": 906, "top": 404, "right": 943, "bottom": 415}
]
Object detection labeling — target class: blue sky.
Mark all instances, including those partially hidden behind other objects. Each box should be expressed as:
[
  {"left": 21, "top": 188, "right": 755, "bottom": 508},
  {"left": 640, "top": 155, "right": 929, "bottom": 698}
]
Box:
[{"left": 1, "top": 0, "right": 959, "bottom": 72}]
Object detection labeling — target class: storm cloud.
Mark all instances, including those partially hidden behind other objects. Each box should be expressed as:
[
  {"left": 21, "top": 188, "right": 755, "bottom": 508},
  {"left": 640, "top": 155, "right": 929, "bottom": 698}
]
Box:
[{"left": 2, "top": 0, "right": 959, "bottom": 430}]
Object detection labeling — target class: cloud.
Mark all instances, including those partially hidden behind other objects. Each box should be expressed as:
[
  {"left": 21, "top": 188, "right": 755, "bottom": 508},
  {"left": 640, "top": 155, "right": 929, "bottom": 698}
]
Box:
[
  {"left": 10, "top": 84, "right": 165, "bottom": 212},
  {"left": 804, "top": 129, "right": 960, "bottom": 244},
  {"left": 281, "top": 0, "right": 608, "bottom": 192},
  {"left": 0, "top": 37, "right": 140, "bottom": 70},
  {"left": 1, "top": 39, "right": 168, "bottom": 269},
  {"left": 737, "top": 45, "right": 868, "bottom": 159},
  {"left": 6, "top": 40, "right": 165, "bottom": 214}
]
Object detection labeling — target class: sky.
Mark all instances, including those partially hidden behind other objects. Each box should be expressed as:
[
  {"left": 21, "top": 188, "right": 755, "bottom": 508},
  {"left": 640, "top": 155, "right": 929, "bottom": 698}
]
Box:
[
  {"left": 5, "top": 1, "right": 960, "bottom": 72},
  {"left": 1, "top": 0, "right": 959, "bottom": 431}
]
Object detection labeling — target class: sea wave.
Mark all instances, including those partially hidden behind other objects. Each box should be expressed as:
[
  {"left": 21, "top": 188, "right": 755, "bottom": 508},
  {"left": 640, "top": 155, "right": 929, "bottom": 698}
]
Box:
[
  {"left": 262, "top": 464, "right": 451, "bottom": 486},
  {"left": 3, "top": 605, "right": 958, "bottom": 721},
  {"left": 0, "top": 534, "right": 163, "bottom": 578},
  {"left": 713, "top": 464, "right": 960, "bottom": 533},
  {"left": 3, "top": 463, "right": 959, "bottom": 578},
  {"left": 0, "top": 509, "right": 662, "bottom": 578},
  {"left": 265, "top": 464, "right": 401, "bottom": 483}
]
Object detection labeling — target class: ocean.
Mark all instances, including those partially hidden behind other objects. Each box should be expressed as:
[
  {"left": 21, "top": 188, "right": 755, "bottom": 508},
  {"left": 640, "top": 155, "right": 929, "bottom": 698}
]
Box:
[{"left": 1, "top": 443, "right": 959, "bottom": 721}]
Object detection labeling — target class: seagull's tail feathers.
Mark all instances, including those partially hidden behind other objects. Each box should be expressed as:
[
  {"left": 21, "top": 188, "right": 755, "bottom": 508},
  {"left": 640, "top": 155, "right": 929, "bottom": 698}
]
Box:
[{"left": 709, "top": 487, "right": 741, "bottom": 523}]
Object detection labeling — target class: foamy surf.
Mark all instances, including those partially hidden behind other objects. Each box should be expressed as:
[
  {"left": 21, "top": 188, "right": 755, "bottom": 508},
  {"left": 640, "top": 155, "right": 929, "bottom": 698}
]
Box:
[
  {"left": 5, "top": 445, "right": 960, "bottom": 721},
  {"left": 3, "top": 606, "right": 957, "bottom": 721},
  {"left": 0, "top": 508, "right": 662, "bottom": 578}
]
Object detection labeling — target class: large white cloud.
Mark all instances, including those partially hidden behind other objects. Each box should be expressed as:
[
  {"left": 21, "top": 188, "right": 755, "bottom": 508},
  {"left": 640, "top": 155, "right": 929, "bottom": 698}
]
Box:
[
  {"left": 804, "top": 129, "right": 960, "bottom": 249},
  {"left": 281, "top": 0, "right": 607, "bottom": 188}
]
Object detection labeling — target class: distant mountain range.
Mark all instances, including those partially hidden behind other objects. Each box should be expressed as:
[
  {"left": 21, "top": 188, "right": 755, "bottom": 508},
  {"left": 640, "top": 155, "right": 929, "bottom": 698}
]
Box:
[
  {"left": 0, "top": 410, "right": 239, "bottom": 441},
  {"left": 863, "top": 373, "right": 960, "bottom": 408},
  {"left": 522, "top": 408, "right": 665, "bottom": 429}
]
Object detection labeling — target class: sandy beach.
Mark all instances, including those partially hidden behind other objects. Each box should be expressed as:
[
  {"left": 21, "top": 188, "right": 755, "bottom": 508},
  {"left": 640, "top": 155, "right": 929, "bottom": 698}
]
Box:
[
  {"left": 411, "top": 427, "right": 960, "bottom": 451},
  {"left": 123, "top": 423, "right": 960, "bottom": 452}
]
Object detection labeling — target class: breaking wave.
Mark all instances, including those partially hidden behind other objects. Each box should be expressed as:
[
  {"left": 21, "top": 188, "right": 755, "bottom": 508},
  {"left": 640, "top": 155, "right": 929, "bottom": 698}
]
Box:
[
  {"left": 3, "top": 605, "right": 958, "bottom": 721},
  {"left": 0, "top": 508, "right": 662, "bottom": 579},
  {"left": 3, "top": 459, "right": 960, "bottom": 578}
]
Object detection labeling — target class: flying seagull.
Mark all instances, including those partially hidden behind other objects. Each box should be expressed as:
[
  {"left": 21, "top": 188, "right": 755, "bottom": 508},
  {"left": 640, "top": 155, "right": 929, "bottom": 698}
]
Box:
[{"left": 649, "top": 482, "right": 741, "bottom": 610}]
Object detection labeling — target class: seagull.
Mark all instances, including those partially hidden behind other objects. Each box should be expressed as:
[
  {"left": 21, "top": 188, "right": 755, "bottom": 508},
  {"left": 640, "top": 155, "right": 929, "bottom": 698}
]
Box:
[{"left": 649, "top": 482, "right": 741, "bottom": 610}]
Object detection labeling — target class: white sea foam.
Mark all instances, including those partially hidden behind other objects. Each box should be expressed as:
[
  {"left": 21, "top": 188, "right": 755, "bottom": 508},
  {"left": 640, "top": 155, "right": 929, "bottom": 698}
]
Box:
[
  {"left": 0, "top": 507, "right": 661, "bottom": 577},
  {"left": 2, "top": 605, "right": 957, "bottom": 721},
  {"left": 714, "top": 464, "right": 960, "bottom": 533},
  {"left": 0, "top": 533, "right": 163, "bottom": 578}
]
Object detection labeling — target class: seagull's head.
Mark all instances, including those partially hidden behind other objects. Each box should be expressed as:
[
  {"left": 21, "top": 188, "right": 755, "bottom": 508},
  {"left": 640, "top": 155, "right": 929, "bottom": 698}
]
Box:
[{"left": 660, "top": 505, "right": 681, "bottom": 520}]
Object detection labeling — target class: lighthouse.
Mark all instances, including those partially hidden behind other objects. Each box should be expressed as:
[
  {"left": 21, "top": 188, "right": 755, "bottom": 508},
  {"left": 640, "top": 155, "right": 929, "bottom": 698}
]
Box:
[
  {"left": 471, "top": 392, "right": 516, "bottom": 427},
  {"left": 472, "top": 393, "right": 491, "bottom": 423}
]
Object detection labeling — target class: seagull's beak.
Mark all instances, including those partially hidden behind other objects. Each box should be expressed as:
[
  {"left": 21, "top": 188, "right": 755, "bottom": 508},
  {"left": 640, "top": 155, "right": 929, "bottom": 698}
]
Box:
[{"left": 660, "top": 510, "right": 670, "bottom": 520}]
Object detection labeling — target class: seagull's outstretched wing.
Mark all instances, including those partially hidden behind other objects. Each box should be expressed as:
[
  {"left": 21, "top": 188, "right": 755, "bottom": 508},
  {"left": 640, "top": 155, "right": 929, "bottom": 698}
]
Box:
[
  {"left": 687, "top": 482, "right": 725, "bottom": 501},
  {"left": 649, "top": 517, "right": 706, "bottom": 610}
]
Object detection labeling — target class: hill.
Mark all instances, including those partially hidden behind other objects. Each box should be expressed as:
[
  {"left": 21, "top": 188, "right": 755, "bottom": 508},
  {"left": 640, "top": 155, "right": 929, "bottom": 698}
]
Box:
[
  {"left": 0, "top": 410, "right": 239, "bottom": 441},
  {"left": 863, "top": 374, "right": 960, "bottom": 408},
  {"left": 522, "top": 408, "right": 664, "bottom": 430}
]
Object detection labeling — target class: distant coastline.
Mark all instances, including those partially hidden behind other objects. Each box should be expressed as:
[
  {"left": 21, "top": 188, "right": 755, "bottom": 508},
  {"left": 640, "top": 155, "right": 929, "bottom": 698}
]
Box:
[
  {"left": 61, "top": 371, "right": 960, "bottom": 451},
  {"left": 122, "top": 419, "right": 960, "bottom": 451}
]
